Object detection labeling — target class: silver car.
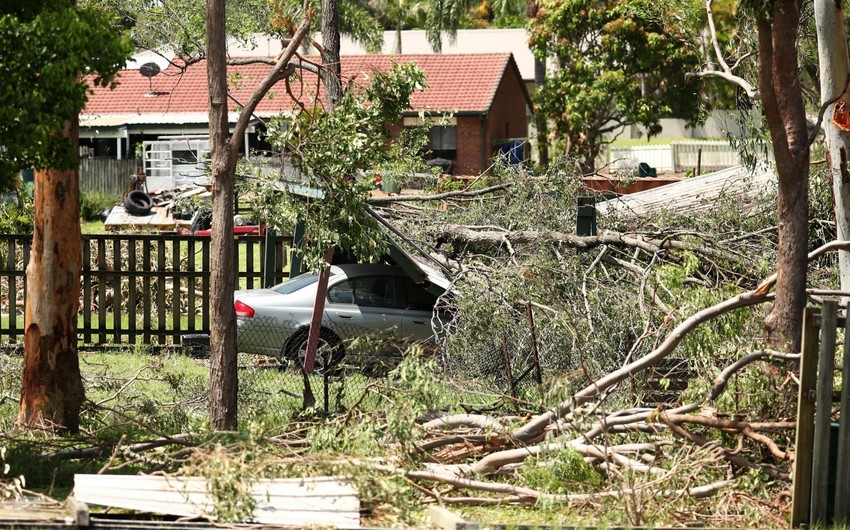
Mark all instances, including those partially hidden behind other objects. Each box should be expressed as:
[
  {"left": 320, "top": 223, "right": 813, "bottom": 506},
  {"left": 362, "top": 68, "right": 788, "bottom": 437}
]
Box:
[{"left": 234, "top": 263, "right": 447, "bottom": 371}]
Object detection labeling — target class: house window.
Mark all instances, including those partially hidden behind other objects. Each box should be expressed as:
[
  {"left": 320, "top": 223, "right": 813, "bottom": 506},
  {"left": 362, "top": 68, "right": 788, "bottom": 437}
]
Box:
[{"left": 429, "top": 126, "right": 457, "bottom": 160}]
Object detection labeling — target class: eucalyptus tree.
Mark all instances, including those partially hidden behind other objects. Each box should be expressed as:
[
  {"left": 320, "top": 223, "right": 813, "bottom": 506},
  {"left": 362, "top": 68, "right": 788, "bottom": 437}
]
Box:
[
  {"left": 814, "top": 0, "right": 850, "bottom": 296},
  {"left": 0, "top": 0, "right": 130, "bottom": 432},
  {"left": 529, "top": 0, "right": 702, "bottom": 173}
]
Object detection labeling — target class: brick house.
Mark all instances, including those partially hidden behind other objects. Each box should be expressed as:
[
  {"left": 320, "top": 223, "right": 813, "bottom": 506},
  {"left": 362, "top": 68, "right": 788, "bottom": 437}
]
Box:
[{"left": 82, "top": 53, "right": 531, "bottom": 176}]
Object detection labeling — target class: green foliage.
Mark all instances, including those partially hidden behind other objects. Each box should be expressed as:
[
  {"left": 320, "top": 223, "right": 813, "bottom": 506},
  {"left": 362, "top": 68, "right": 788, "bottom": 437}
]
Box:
[
  {"left": 518, "top": 446, "right": 600, "bottom": 494},
  {"left": 273, "top": 0, "right": 384, "bottom": 52},
  {"left": 254, "top": 63, "right": 430, "bottom": 271},
  {"left": 0, "top": 1, "right": 131, "bottom": 189},
  {"left": 0, "top": 186, "right": 33, "bottom": 234},
  {"left": 79, "top": 190, "right": 117, "bottom": 221},
  {"left": 530, "top": 0, "right": 702, "bottom": 170}
]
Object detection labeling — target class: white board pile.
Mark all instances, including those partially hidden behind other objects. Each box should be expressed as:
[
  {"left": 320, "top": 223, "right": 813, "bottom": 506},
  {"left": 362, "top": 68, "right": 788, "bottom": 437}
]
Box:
[
  {"left": 74, "top": 474, "right": 360, "bottom": 527},
  {"left": 595, "top": 165, "right": 777, "bottom": 218}
]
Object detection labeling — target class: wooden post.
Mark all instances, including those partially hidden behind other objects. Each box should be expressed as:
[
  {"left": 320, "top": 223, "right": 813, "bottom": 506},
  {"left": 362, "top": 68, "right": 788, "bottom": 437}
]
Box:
[
  {"left": 526, "top": 302, "right": 543, "bottom": 386},
  {"left": 289, "top": 220, "right": 305, "bottom": 279},
  {"left": 502, "top": 333, "right": 517, "bottom": 402},
  {"left": 835, "top": 310, "right": 850, "bottom": 522},
  {"left": 811, "top": 301, "right": 837, "bottom": 524},
  {"left": 791, "top": 306, "right": 820, "bottom": 527},
  {"left": 263, "top": 229, "right": 277, "bottom": 288}
]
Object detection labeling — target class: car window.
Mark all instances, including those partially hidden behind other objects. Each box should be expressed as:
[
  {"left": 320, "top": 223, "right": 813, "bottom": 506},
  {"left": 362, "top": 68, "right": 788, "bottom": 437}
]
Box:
[
  {"left": 400, "top": 277, "right": 438, "bottom": 311},
  {"left": 327, "top": 276, "right": 396, "bottom": 307},
  {"left": 354, "top": 276, "right": 396, "bottom": 307},
  {"left": 328, "top": 279, "right": 354, "bottom": 304},
  {"left": 271, "top": 273, "right": 319, "bottom": 295}
]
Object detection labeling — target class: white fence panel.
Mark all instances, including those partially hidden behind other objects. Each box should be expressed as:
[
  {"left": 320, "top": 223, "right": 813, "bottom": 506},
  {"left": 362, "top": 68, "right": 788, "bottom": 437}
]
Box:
[
  {"left": 608, "top": 141, "right": 741, "bottom": 173},
  {"left": 672, "top": 141, "right": 740, "bottom": 172},
  {"left": 609, "top": 145, "right": 675, "bottom": 172}
]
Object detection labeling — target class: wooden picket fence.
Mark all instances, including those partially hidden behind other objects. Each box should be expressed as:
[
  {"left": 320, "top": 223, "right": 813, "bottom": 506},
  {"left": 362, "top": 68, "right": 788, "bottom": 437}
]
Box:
[
  {"left": 79, "top": 158, "right": 139, "bottom": 196},
  {"left": 0, "top": 233, "right": 293, "bottom": 349}
]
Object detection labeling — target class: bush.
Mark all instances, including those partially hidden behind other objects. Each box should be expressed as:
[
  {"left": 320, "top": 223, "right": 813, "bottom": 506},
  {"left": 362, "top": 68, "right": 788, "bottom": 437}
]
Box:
[
  {"left": 80, "top": 190, "right": 118, "bottom": 221},
  {"left": 0, "top": 185, "right": 33, "bottom": 234}
]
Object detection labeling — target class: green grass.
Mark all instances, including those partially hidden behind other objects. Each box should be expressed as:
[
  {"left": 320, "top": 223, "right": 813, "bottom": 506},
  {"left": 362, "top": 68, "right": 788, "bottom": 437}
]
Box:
[{"left": 81, "top": 220, "right": 107, "bottom": 234}]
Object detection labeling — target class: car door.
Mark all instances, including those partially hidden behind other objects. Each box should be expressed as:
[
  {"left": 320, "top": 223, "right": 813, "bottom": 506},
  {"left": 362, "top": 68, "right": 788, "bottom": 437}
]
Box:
[
  {"left": 326, "top": 275, "right": 404, "bottom": 339},
  {"left": 398, "top": 277, "right": 441, "bottom": 341}
]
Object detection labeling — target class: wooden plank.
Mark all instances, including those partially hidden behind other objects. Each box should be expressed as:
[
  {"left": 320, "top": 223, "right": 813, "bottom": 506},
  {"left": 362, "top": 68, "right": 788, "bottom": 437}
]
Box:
[
  {"left": 6, "top": 239, "right": 16, "bottom": 342},
  {"left": 835, "top": 310, "right": 850, "bottom": 522},
  {"left": 143, "top": 242, "right": 152, "bottom": 345},
  {"left": 127, "top": 238, "right": 137, "bottom": 344},
  {"left": 202, "top": 239, "right": 210, "bottom": 331},
  {"left": 0, "top": 496, "right": 89, "bottom": 525},
  {"left": 97, "top": 238, "right": 107, "bottom": 343},
  {"left": 811, "top": 301, "right": 837, "bottom": 524},
  {"left": 113, "top": 237, "right": 122, "bottom": 343},
  {"left": 187, "top": 238, "right": 196, "bottom": 332},
  {"left": 157, "top": 239, "right": 166, "bottom": 345},
  {"left": 74, "top": 474, "right": 360, "bottom": 527},
  {"left": 172, "top": 238, "right": 180, "bottom": 339},
  {"left": 430, "top": 506, "right": 480, "bottom": 530},
  {"left": 792, "top": 307, "right": 820, "bottom": 527},
  {"left": 82, "top": 239, "right": 92, "bottom": 344}
]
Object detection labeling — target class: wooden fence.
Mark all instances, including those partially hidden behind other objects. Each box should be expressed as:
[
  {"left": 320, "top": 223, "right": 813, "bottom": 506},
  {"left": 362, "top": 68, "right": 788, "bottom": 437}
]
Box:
[
  {"left": 0, "top": 233, "right": 294, "bottom": 348},
  {"left": 79, "top": 158, "right": 139, "bottom": 196},
  {"left": 791, "top": 302, "right": 850, "bottom": 526}
]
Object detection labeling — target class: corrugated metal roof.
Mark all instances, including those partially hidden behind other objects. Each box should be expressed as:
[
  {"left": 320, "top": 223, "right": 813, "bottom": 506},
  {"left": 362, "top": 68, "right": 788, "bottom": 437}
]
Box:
[{"left": 595, "top": 165, "right": 777, "bottom": 218}]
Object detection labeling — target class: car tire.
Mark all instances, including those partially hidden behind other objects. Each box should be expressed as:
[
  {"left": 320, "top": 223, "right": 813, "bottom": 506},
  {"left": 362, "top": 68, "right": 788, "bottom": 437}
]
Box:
[
  {"left": 124, "top": 190, "right": 153, "bottom": 216},
  {"left": 285, "top": 327, "right": 344, "bottom": 374}
]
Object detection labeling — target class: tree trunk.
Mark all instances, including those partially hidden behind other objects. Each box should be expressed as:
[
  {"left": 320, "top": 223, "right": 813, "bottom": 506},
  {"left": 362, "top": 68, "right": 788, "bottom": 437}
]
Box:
[
  {"left": 756, "top": 0, "right": 810, "bottom": 351},
  {"left": 207, "top": 0, "right": 239, "bottom": 430},
  {"left": 303, "top": 0, "right": 343, "bottom": 372},
  {"left": 814, "top": 0, "right": 850, "bottom": 294},
  {"left": 18, "top": 119, "right": 84, "bottom": 434},
  {"left": 533, "top": 55, "right": 549, "bottom": 169},
  {"left": 321, "top": 0, "right": 342, "bottom": 108}
]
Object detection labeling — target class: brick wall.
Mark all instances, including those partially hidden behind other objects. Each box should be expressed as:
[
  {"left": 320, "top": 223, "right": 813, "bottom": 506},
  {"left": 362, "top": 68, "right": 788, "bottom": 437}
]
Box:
[
  {"left": 386, "top": 59, "right": 530, "bottom": 176},
  {"left": 485, "top": 64, "right": 530, "bottom": 166}
]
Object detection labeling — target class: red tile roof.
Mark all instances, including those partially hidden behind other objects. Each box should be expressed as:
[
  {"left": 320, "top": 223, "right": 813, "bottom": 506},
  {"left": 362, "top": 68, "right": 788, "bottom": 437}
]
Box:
[{"left": 84, "top": 54, "right": 517, "bottom": 118}]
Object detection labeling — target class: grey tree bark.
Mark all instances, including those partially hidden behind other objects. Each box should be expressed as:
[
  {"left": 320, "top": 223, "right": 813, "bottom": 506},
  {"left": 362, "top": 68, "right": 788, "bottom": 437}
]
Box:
[
  {"left": 814, "top": 0, "right": 850, "bottom": 294},
  {"left": 205, "top": 0, "right": 312, "bottom": 429}
]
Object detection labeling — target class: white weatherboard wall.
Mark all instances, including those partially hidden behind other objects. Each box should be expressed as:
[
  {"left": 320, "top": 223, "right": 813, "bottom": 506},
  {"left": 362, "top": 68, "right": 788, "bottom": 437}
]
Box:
[{"left": 74, "top": 474, "right": 360, "bottom": 527}]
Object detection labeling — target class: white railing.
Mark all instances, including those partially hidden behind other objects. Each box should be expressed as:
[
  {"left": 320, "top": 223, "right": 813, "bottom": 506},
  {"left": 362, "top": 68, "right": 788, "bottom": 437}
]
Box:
[{"left": 608, "top": 140, "right": 740, "bottom": 173}]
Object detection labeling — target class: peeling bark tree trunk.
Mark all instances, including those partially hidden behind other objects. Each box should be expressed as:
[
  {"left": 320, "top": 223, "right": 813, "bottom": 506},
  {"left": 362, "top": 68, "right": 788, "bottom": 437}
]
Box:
[
  {"left": 756, "top": 0, "right": 810, "bottom": 350},
  {"left": 207, "top": 0, "right": 239, "bottom": 430},
  {"left": 18, "top": 119, "right": 84, "bottom": 434},
  {"left": 815, "top": 0, "right": 850, "bottom": 294},
  {"left": 204, "top": 2, "right": 312, "bottom": 429}
]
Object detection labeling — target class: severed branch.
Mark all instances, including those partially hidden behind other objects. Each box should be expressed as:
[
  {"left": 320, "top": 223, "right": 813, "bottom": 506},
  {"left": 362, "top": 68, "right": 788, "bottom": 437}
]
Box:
[
  {"left": 467, "top": 240, "right": 850, "bottom": 474},
  {"left": 657, "top": 413, "right": 789, "bottom": 461},
  {"left": 656, "top": 412, "right": 788, "bottom": 479},
  {"left": 687, "top": 0, "right": 758, "bottom": 98},
  {"left": 436, "top": 225, "right": 735, "bottom": 263},
  {"left": 367, "top": 183, "right": 512, "bottom": 204}
]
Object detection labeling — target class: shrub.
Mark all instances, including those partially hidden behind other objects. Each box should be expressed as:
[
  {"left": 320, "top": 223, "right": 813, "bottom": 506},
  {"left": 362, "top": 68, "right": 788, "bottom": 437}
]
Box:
[{"left": 80, "top": 190, "right": 118, "bottom": 221}]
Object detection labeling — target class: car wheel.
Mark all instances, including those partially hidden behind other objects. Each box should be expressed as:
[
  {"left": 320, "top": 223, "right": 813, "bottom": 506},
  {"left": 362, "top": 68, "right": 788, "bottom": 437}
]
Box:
[
  {"left": 124, "top": 190, "right": 153, "bottom": 216},
  {"left": 286, "top": 328, "right": 344, "bottom": 374}
]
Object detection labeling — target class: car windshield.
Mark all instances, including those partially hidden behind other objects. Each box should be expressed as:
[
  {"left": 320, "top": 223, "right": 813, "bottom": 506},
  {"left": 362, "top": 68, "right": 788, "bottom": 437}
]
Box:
[{"left": 271, "top": 273, "right": 320, "bottom": 295}]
